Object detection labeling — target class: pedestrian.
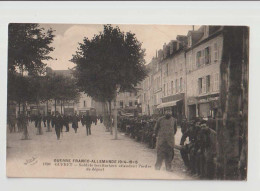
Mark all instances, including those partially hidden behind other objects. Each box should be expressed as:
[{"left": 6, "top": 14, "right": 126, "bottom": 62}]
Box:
[
  {"left": 100, "top": 115, "right": 103, "bottom": 124},
  {"left": 51, "top": 114, "right": 55, "bottom": 128},
  {"left": 153, "top": 109, "right": 177, "bottom": 172},
  {"left": 92, "top": 115, "right": 97, "bottom": 125},
  {"left": 46, "top": 113, "right": 51, "bottom": 132},
  {"left": 64, "top": 115, "right": 70, "bottom": 132},
  {"left": 180, "top": 120, "right": 201, "bottom": 174},
  {"left": 43, "top": 115, "right": 47, "bottom": 127},
  {"left": 54, "top": 113, "right": 63, "bottom": 140},
  {"left": 72, "top": 112, "right": 79, "bottom": 133},
  {"left": 36, "top": 113, "right": 43, "bottom": 135},
  {"left": 84, "top": 114, "right": 92, "bottom": 136}
]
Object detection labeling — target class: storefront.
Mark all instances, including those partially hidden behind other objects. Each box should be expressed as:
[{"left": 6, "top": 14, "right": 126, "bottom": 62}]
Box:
[
  {"left": 157, "top": 93, "right": 185, "bottom": 124},
  {"left": 187, "top": 93, "right": 219, "bottom": 120}
]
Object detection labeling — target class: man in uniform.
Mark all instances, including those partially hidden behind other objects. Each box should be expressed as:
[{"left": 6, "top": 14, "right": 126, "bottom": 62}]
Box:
[
  {"left": 72, "top": 112, "right": 79, "bottom": 133},
  {"left": 84, "top": 114, "right": 92, "bottom": 136},
  {"left": 180, "top": 119, "right": 202, "bottom": 174},
  {"left": 154, "top": 108, "right": 177, "bottom": 172},
  {"left": 54, "top": 113, "right": 63, "bottom": 140}
]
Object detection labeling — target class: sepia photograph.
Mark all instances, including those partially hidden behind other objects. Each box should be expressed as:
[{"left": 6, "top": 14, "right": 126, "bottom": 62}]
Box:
[{"left": 6, "top": 23, "right": 249, "bottom": 180}]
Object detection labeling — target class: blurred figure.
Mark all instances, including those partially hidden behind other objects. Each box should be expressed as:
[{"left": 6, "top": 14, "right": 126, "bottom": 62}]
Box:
[
  {"left": 72, "top": 112, "right": 79, "bottom": 133},
  {"left": 154, "top": 109, "right": 177, "bottom": 172}
]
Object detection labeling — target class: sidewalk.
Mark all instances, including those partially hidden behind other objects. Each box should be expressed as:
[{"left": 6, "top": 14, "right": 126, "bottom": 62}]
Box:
[{"left": 7, "top": 122, "right": 192, "bottom": 180}]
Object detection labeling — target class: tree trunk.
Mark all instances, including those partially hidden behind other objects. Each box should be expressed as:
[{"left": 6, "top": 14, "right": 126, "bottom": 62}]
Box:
[
  {"left": 60, "top": 100, "right": 62, "bottom": 114},
  {"left": 108, "top": 101, "right": 112, "bottom": 135},
  {"left": 113, "top": 99, "right": 118, "bottom": 140},
  {"left": 22, "top": 101, "right": 29, "bottom": 140},
  {"left": 217, "top": 26, "right": 248, "bottom": 180},
  {"left": 54, "top": 99, "right": 57, "bottom": 116}
]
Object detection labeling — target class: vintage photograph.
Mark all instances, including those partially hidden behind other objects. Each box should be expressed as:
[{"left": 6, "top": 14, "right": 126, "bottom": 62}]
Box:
[{"left": 6, "top": 24, "right": 249, "bottom": 180}]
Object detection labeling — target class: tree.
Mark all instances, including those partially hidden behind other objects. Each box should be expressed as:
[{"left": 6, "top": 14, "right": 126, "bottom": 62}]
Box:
[
  {"left": 71, "top": 24, "right": 147, "bottom": 137},
  {"left": 8, "top": 23, "right": 55, "bottom": 75},
  {"left": 8, "top": 23, "right": 55, "bottom": 139}
]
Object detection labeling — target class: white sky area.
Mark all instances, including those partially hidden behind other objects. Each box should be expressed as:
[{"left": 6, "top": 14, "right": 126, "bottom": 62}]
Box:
[{"left": 40, "top": 24, "right": 200, "bottom": 70}]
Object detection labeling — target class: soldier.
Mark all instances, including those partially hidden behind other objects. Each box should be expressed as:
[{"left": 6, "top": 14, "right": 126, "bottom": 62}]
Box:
[
  {"left": 36, "top": 113, "right": 43, "bottom": 135},
  {"left": 84, "top": 114, "right": 92, "bottom": 136},
  {"left": 180, "top": 120, "right": 201, "bottom": 174},
  {"left": 8, "top": 114, "right": 16, "bottom": 133},
  {"left": 64, "top": 115, "right": 70, "bottom": 132},
  {"left": 153, "top": 109, "right": 177, "bottom": 172},
  {"left": 72, "top": 112, "right": 79, "bottom": 133},
  {"left": 46, "top": 113, "right": 51, "bottom": 132},
  {"left": 54, "top": 113, "right": 63, "bottom": 140},
  {"left": 43, "top": 115, "right": 47, "bottom": 127}
]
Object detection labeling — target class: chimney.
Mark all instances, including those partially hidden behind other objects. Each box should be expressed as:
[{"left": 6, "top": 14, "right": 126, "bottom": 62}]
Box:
[{"left": 192, "top": 25, "right": 195, "bottom": 31}]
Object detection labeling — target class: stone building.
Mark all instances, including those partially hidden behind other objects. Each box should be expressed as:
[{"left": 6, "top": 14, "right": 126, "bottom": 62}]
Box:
[
  {"left": 157, "top": 36, "right": 187, "bottom": 123},
  {"left": 186, "top": 26, "right": 223, "bottom": 120}
]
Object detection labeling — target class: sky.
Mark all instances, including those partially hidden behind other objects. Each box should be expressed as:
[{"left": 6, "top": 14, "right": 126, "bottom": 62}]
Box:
[{"left": 40, "top": 24, "right": 200, "bottom": 70}]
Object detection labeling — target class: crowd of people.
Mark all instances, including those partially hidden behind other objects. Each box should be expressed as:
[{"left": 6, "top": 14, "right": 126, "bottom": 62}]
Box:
[
  {"left": 8, "top": 112, "right": 103, "bottom": 140},
  {"left": 8, "top": 109, "right": 218, "bottom": 178},
  {"left": 118, "top": 110, "right": 217, "bottom": 179}
]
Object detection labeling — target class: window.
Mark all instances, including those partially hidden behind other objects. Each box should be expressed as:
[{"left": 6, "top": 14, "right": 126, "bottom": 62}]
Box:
[
  {"left": 205, "top": 47, "right": 211, "bottom": 65},
  {"left": 197, "top": 51, "right": 202, "bottom": 67},
  {"left": 120, "top": 101, "right": 124, "bottom": 108},
  {"left": 214, "top": 43, "right": 218, "bottom": 61},
  {"left": 163, "top": 84, "right": 166, "bottom": 96},
  {"left": 175, "top": 79, "right": 178, "bottom": 93},
  {"left": 202, "top": 77, "right": 206, "bottom": 93},
  {"left": 206, "top": 75, "right": 210, "bottom": 93},
  {"left": 180, "top": 78, "right": 183, "bottom": 92},
  {"left": 129, "top": 93, "right": 132, "bottom": 97},
  {"left": 129, "top": 101, "right": 133, "bottom": 107},
  {"left": 198, "top": 78, "right": 203, "bottom": 94},
  {"left": 134, "top": 91, "right": 137, "bottom": 96},
  {"left": 84, "top": 100, "right": 86, "bottom": 107},
  {"left": 135, "top": 100, "right": 138, "bottom": 105},
  {"left": 214, "top": 73, "right": 219, "bottom": 91}
]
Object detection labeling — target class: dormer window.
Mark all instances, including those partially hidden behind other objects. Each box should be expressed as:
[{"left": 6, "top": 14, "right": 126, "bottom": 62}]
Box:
[{"left": 188, "top": 36, "right": 192, "bottom": 47}]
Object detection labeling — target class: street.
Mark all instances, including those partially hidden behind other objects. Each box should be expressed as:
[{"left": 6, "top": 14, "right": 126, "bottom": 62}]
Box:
[{"left": 7, "top": 121, "right": 192, "bottom": 180}]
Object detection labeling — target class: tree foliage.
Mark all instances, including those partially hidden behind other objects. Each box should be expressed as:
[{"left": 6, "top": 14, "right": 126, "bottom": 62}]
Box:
[
  {"left": 71, "top": 24, "right": 147, "bottom": 103},
  {"left": 8, "top": 23, "right": 55, "bottom": 75}
]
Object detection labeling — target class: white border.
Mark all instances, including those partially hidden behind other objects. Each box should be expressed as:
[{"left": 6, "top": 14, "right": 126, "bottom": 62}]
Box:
[{"left": 1, "top": 1, "right": 260, "bottom": 191}]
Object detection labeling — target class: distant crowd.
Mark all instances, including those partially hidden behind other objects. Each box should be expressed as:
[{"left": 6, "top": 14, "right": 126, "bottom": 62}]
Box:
[{"left": 7, "top": 112, "right": 103, "bottom": 140}]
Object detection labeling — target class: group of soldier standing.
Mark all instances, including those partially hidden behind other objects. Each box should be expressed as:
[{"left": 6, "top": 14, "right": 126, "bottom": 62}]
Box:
[
  {"left": 118, "top": 108, "right": 217, "bottom": 179},
  {"left": 8, "top": 112, "right": 103, "bottom": 140}
]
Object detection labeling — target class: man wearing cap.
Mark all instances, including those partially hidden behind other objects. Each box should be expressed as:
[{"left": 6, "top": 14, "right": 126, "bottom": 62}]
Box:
[{"left": 154, "top": 109, "right": 177, "bottom": 172}]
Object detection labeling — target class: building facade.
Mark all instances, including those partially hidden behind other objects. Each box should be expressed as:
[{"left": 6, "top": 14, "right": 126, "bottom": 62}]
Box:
[
  {"left": 186, "top": 26, "right": 223, "bottom": 120},
  {"left": 139, "top": 25, "right": 224, "bottom": 122}
]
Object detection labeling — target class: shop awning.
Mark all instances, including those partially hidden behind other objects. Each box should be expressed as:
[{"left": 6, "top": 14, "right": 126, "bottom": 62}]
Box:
[{"left": 157, "top": 99, "right": 181, "bottom": 109}]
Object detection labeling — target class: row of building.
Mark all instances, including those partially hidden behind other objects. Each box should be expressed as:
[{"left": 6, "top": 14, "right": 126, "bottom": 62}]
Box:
[{"left": 139, "top": 25, "right": 223, "bottom": 122}]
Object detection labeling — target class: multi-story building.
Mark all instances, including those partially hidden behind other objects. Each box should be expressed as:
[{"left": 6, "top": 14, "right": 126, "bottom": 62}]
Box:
[
  {"left": 186, "top": 26, "right": 223, "bottom": 120},
  {"left": 152, "top": 56, "right": 162, "bottom": 114},
  {"left": 140, "top": 25, "right": 223, "bottom": 122},
  {"left": 157, "top": 36, "right": 187, "bottom": 123},
  {"left": 141, "top": 62, "right": 154, "bottom": 115},
  {"left": 116, "top": 91, "right": 139, "bottom": 109}
]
